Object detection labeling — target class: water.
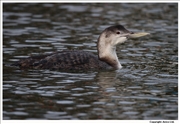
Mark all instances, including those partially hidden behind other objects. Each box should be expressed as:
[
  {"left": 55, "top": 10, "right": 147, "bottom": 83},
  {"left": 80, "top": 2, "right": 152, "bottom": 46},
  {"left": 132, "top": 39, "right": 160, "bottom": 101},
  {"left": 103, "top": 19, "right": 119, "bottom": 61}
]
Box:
[{"left": 3, "top": 3, "right": 178, "bottom": 120}]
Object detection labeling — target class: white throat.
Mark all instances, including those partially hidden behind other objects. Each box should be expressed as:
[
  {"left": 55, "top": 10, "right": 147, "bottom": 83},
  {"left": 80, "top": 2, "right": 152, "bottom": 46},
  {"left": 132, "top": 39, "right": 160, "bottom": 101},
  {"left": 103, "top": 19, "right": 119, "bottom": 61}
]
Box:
[{"left": 98, "top": 41, "right": 122, "bottom": 69}]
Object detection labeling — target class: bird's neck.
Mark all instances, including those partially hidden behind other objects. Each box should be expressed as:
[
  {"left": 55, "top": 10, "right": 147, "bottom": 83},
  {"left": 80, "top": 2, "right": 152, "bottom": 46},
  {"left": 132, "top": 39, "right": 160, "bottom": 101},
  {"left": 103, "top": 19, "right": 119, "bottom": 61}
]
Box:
[{"left": 98, "top": 44, "right": 122, "bottom": 69}]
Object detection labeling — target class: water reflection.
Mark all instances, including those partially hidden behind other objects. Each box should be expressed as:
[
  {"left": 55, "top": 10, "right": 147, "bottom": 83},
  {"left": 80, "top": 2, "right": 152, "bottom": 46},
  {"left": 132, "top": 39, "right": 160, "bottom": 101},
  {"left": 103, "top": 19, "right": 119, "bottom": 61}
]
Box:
[{"left": 3, "top": 3, "right": 178, "bottom": 120}]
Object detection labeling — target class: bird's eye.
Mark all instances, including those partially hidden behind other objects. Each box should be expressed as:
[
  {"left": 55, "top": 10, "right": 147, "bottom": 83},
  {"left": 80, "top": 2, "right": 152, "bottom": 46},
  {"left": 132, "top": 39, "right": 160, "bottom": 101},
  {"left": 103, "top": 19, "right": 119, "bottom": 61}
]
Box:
[{"left": 116, "top": 31, "right": 120, "bottom": 34}]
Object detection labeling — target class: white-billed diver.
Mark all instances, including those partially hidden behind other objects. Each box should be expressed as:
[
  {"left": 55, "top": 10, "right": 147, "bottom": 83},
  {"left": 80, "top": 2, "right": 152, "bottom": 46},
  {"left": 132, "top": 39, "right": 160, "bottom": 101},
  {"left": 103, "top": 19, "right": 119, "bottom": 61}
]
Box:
[{"left": 12, "top": 25, "right": 149, "bottom": 70}]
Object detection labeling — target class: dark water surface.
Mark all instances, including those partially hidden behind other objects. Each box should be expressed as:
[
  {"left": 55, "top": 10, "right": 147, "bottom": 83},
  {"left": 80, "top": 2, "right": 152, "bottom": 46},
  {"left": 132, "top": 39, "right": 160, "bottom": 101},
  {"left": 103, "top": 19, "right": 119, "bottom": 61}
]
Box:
[{"left": 3, "top": 3, "right": 178, "bottom": 120}]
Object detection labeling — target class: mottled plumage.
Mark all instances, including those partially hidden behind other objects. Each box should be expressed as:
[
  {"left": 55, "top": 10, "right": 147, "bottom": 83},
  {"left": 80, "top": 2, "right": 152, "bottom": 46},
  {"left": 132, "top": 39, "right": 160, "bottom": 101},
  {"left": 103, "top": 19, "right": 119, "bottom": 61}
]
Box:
[{"left": 13, "top": 51, "right": 112, "bottom": 70}]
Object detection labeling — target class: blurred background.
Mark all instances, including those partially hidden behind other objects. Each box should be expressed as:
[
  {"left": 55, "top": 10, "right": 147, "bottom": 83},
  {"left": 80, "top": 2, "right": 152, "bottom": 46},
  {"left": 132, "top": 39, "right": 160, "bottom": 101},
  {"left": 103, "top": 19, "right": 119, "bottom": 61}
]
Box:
[{"left": 3, "top": 3, "right": 178, "bottom": 120}]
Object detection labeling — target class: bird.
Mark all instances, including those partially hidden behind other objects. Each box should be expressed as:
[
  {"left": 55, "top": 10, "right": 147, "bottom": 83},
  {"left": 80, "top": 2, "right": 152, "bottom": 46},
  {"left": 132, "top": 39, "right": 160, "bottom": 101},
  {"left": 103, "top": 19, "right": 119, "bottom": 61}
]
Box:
[{"left": 12, "top": 25, "right": 149, "bottom": 70}]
